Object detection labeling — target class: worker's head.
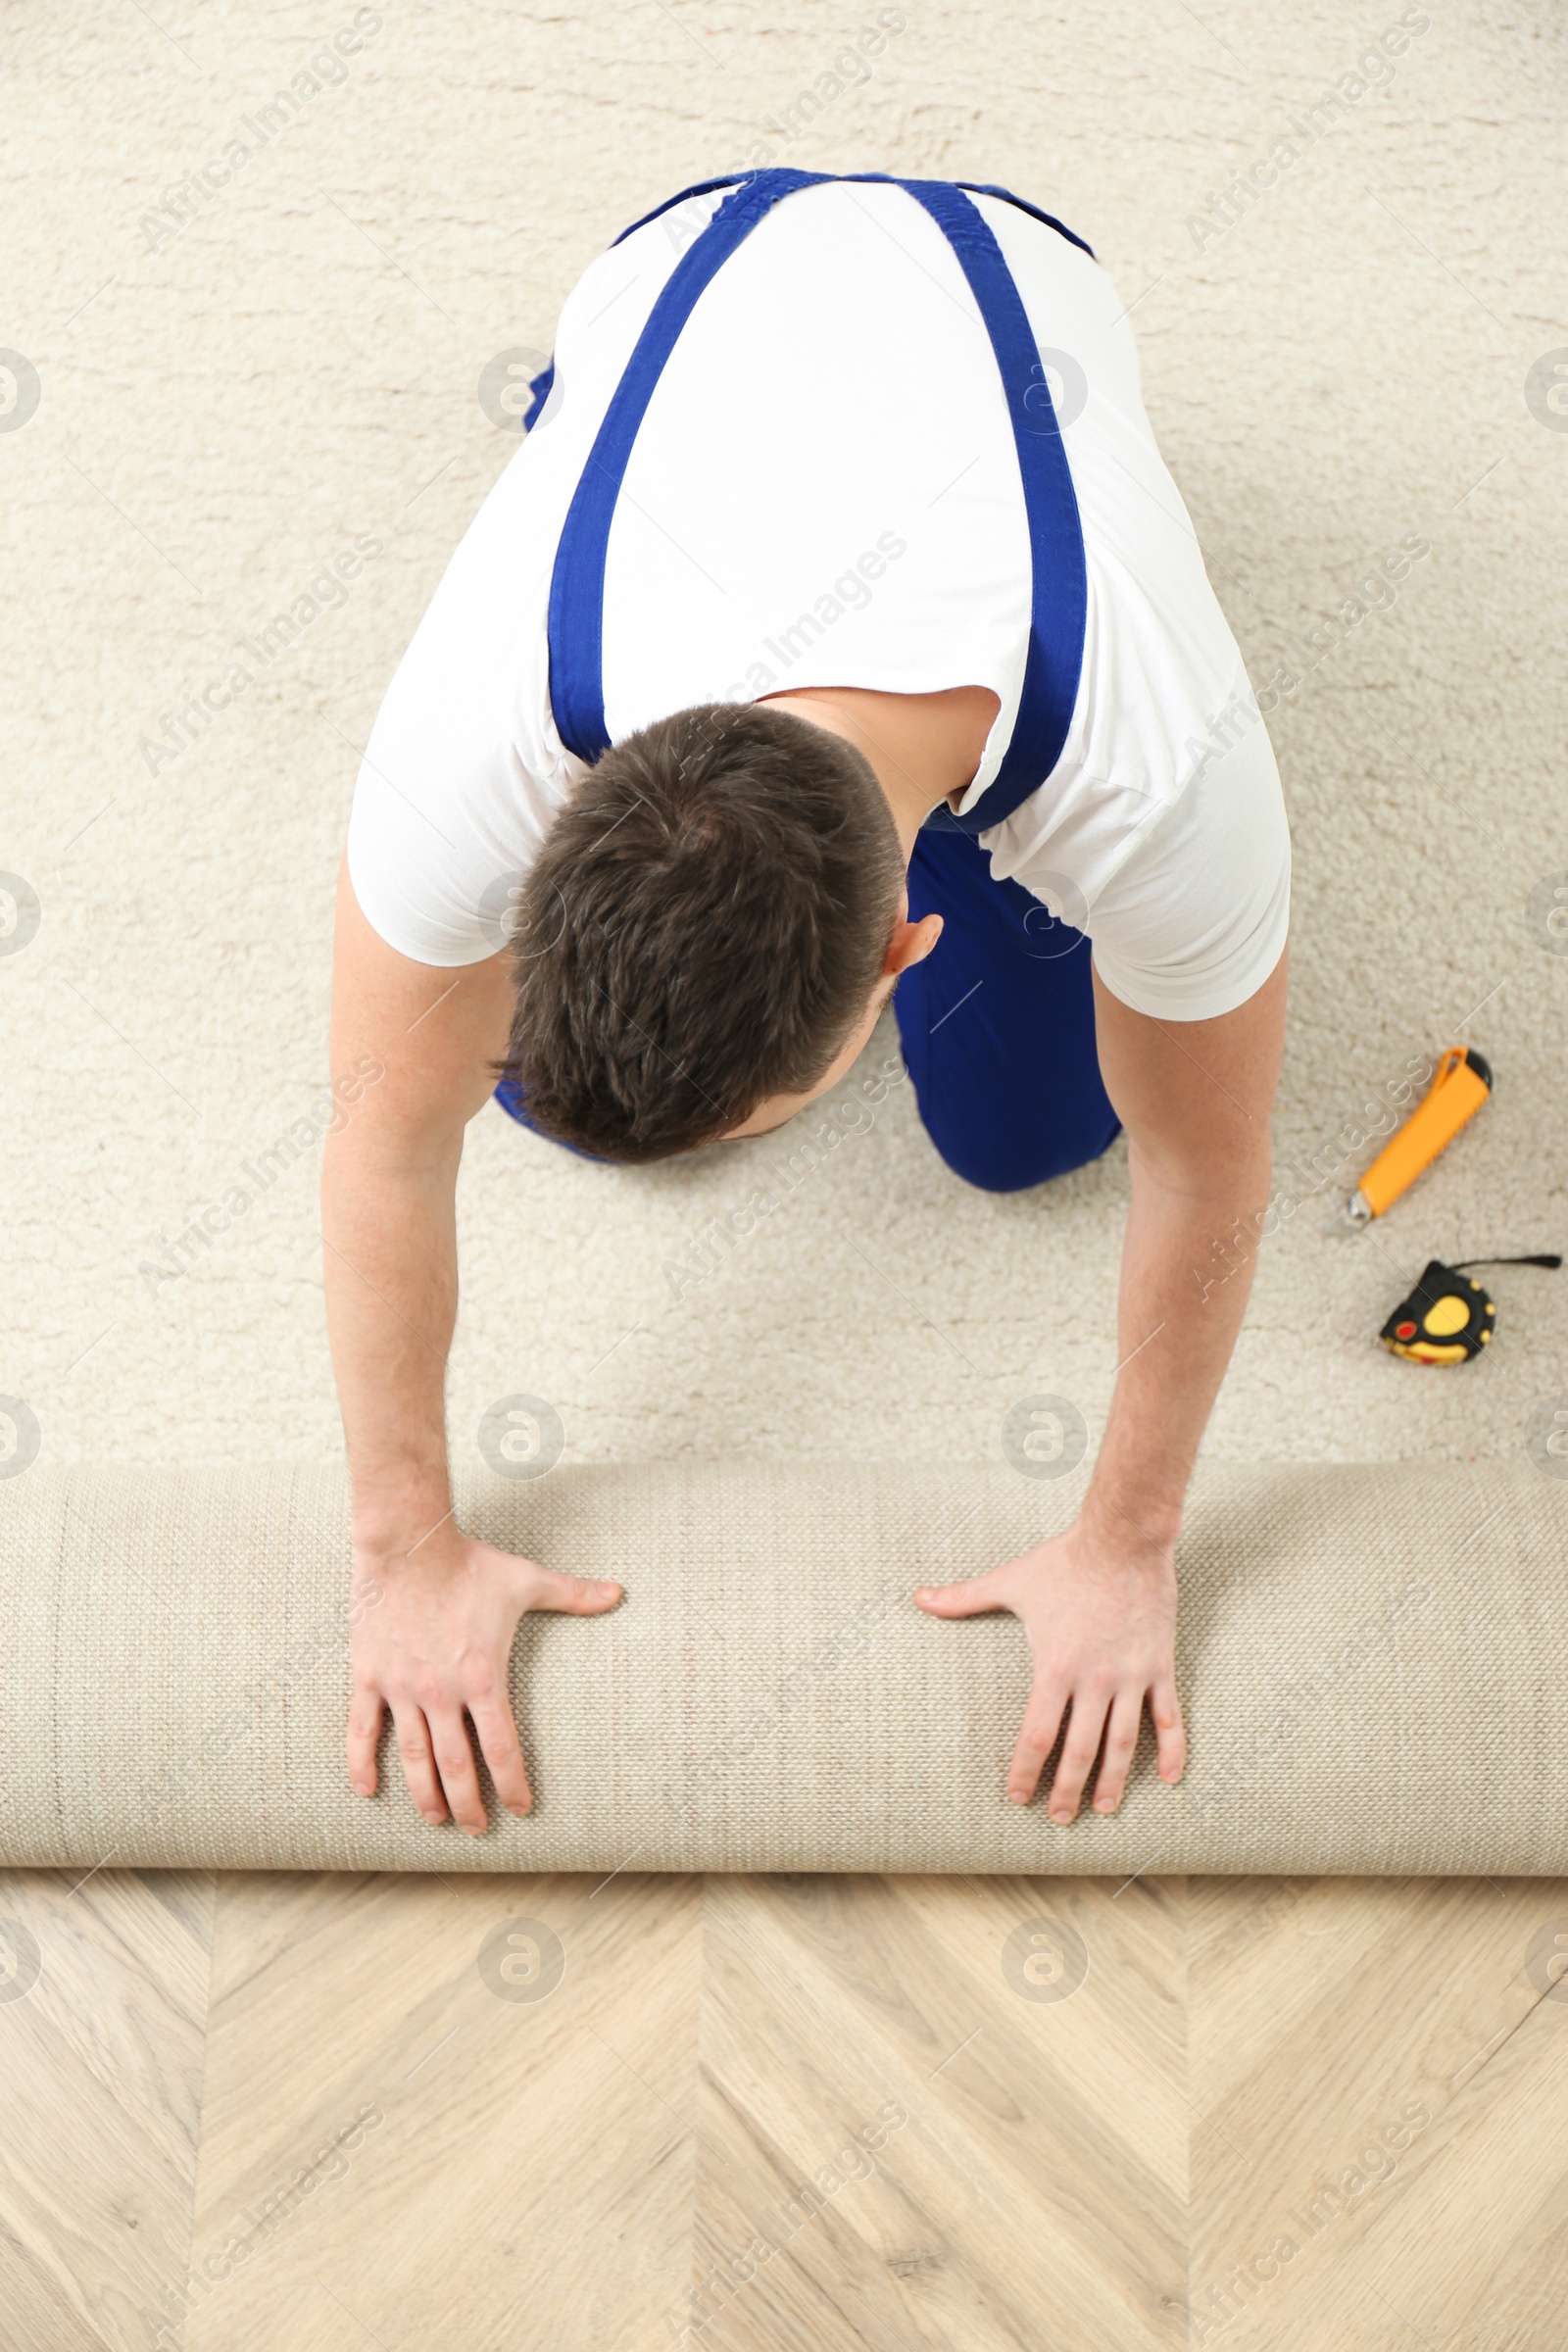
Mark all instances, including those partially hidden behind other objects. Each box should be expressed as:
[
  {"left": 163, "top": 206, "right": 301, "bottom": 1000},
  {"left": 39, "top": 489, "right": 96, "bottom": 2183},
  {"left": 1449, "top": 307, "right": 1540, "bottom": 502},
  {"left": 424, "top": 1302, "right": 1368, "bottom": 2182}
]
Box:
[{"left": 495, "top": 703, "right": 938, "bottom": 1160}]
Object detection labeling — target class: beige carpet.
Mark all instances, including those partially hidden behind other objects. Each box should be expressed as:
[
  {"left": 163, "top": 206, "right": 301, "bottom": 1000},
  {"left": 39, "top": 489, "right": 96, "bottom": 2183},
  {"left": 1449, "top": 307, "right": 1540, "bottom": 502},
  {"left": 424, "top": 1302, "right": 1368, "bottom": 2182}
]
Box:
[
  {"left": 6, "top": 1458, "right": 1568, "bottom": 1874},
  {"left": 3, "top": 0, "right": 1566, "bottom": 1488}
]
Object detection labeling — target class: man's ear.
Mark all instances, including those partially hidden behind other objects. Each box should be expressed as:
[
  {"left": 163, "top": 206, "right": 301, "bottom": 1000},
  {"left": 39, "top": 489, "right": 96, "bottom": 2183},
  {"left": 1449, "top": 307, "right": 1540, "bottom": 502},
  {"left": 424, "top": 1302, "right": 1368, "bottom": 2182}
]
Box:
[{"left": 883, "top": 907, "right": 943, "bottom": 979}]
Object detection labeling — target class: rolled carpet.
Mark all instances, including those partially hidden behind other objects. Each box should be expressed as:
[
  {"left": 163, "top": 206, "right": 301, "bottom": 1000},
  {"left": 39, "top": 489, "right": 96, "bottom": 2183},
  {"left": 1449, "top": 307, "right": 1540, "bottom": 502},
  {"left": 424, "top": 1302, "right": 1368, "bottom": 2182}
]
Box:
[{"left": 0, "top": 1458, "right": 1563, "bottom": 1876}]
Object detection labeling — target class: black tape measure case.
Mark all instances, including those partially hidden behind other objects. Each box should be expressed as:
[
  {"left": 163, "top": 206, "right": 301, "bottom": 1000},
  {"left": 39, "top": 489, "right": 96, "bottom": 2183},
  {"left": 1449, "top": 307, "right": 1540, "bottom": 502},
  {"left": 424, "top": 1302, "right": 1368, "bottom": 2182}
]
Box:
[{"left": 1379, "top": 1254, "right": 1561, "bottom": 1364}]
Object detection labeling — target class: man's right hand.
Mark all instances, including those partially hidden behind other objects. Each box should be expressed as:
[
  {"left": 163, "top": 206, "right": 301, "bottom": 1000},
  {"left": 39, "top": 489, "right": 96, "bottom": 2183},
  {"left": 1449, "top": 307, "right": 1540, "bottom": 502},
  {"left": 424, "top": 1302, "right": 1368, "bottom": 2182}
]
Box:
[
  {"left": 324, "top": 855, "right": 621, "bottom": 1835},
  {"left": 347, "top": 1523, "right": 622, "bottom": 1832}
]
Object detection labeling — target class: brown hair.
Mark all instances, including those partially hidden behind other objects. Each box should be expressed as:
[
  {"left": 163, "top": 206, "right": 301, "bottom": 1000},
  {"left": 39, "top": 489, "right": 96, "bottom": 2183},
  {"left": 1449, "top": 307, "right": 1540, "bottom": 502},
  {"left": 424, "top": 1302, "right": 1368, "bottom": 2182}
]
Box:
[{"left": 494, "top": 702, "right": 904, "bottom": 1161}]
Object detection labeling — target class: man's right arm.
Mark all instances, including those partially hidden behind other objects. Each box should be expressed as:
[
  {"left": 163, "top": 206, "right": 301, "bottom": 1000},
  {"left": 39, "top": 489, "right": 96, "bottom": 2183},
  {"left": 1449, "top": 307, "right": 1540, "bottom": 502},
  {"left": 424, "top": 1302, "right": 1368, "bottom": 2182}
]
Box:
[{"left": 322, "top": 856, "right": 620, "bottom": 1833}]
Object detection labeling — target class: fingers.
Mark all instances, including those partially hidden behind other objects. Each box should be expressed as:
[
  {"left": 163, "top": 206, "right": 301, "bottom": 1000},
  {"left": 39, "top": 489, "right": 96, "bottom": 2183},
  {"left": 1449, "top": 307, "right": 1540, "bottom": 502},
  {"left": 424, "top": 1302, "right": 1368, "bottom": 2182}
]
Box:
[
  {"left": 425, "top": 1705, "right": 490, "bottom": 1837},
  {"left": 1006, "top": 1681, "right": 1069, "bottom": 1807},
  {"left": 915, "top": 1566, "right": 1013, "bottom": 1618},
  {"left": 369, "top": 1692, "right": 528, "bottom": 1831},
  {"left": 469, "top": 1700, "right": 533, "bottom": 1818},
  {"left": 1091, "top": 1690, "right": 1147, "bottom": 1816},
  {"left": 1151, "top": 1674, "right": 1187, "bottom": 1786},
  {"left": 346, "top": 1684, "right": 384, "bottom": 1798},
  {"left": 390, "top": 1700, "right": 449, "bottom": 1826},
  {"left": 1013, "top": 1680, "right": 1185, "bottom": 1819},
  {"left": 530, "top": 1569, "right": 623, "bottom": 1616},
  {"left": 1045, "top": 1687, "right": 1112, "bottom": 1826}
]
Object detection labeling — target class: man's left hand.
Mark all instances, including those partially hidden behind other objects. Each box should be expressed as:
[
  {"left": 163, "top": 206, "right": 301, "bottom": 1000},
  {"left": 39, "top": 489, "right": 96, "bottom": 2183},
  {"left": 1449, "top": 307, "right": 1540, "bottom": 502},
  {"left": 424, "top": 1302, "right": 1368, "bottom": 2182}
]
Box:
[{"left": 915, "top": 1520, "right": 1186, "bottom": 1820}]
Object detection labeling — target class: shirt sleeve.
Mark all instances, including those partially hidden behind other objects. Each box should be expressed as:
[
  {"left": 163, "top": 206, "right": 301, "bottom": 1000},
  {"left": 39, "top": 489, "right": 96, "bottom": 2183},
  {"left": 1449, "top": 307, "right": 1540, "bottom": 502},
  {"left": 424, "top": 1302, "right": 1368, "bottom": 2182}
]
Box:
[
  {"left": 1083, "top": 699, "right": 1292, "bottom": 1022},
  {"left": 343, "top": 484, "right": 567, "bottom": 970},
  {"left": 345, "top": 721, "right": 504, "bottom": 971}
]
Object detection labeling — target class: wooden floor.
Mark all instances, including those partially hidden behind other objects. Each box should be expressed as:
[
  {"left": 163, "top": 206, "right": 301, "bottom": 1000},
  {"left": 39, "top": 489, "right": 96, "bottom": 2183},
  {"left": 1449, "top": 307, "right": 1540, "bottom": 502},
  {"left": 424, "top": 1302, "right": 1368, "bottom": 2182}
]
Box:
[{"left": 2, "top": 1869, "right": 1566, "bottom": 2350}]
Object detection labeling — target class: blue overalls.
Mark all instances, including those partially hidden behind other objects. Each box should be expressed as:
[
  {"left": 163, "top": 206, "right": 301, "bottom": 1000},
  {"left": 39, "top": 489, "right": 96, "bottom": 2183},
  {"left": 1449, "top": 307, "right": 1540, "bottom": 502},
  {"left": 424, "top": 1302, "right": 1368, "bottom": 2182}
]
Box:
[{"left": 497, "top": 169, "right": 1120, "bottom": 1192}]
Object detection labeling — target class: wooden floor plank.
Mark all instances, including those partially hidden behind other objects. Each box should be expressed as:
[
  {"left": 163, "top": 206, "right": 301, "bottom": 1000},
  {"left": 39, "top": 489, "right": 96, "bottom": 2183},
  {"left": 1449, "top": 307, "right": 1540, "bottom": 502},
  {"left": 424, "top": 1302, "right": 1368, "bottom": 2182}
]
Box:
[
  {"left": 184, "top": 1870, "right": 703, "bottom": 2352},
  {"left": 0, "top": 1867, "right": 214, "bottom": 2352},
  {"left": 1188, "top": 1876, "right": 1568, "bottom": 2350},
  {"left": 677, "top": 1874, "right": 1187, "bottom": 2352},
  {"left": 1284, "top": 1952, "right": 1568, "bottom": 2352}
]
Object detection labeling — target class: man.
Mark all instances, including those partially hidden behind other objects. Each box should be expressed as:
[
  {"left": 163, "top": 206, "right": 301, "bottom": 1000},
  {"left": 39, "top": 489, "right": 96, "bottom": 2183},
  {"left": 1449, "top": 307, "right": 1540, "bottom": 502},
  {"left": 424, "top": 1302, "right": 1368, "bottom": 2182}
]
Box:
[{"left": 325, "top": 169, "right": 1290, "bottom": 1838}]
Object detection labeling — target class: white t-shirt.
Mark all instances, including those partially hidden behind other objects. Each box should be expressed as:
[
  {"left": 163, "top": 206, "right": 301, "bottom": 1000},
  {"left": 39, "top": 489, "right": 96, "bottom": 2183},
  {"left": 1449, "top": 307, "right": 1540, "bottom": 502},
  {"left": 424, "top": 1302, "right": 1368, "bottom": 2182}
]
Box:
[{"left": 347, "top": 178, "right": 1289, "bottom": 1019}]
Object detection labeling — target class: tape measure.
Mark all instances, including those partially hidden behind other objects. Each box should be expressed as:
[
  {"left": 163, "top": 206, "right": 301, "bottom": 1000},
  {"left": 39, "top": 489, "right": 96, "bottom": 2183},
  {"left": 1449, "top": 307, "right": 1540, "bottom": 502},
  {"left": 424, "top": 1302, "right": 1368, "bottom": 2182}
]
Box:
[{"left": 1379, "top": 1254, "right": 1562, "bottom": 1364}]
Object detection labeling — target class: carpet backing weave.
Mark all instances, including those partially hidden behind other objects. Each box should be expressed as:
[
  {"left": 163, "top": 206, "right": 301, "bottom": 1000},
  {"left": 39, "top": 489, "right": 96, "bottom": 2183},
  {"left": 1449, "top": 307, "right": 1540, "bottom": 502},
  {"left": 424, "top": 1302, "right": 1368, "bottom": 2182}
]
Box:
[{"left": 1, "top": 1459, "right": 1562, "bottom": 1875}]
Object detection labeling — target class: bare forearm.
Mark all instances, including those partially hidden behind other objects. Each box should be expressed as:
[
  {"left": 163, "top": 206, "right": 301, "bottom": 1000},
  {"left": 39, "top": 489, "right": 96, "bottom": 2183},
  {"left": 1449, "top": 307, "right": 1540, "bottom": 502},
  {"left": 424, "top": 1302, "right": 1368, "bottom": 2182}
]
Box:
[
  {"left": 321, "top": 1130, "right": 462, "bottom": 1550},
  {"left": 1080, "top": 1139, "right": 1271, "bottom": 1554}
]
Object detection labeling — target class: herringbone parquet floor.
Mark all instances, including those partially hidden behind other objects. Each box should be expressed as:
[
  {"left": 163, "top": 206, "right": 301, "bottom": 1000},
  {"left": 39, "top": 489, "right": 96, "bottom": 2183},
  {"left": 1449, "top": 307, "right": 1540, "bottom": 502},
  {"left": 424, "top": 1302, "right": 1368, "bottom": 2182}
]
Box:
[{"left": 2, "top": 1868, "right": 1566, "bottom": 2351}]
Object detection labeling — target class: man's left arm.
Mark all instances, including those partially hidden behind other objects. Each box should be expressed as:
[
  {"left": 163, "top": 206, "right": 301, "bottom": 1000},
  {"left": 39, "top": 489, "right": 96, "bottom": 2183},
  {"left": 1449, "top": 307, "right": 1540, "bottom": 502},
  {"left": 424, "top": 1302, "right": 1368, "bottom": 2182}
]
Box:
[{"left": 916, "top": 943, "right": 1289, "bottom": 1822}]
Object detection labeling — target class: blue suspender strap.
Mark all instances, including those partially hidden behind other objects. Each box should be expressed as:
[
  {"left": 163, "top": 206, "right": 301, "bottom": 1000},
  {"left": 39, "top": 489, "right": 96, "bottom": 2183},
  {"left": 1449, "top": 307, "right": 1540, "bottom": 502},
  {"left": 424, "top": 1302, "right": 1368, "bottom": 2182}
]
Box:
[
  {"left": 895, "top": 178, "right": 1087, "bottom": 834},
  {"left": 609, "top": 174, "right": 751, "bottom": 246},
  {"left": 952, "top": 181, "right": 1095, "bottom": 260},
  {"left": 609, "top": 171, "right": 1096, "bottom": 261},
  {"left": 547, "top": 170, "right": 1088, "bottom": 818},
  {"left": 522, "top": 357, "right": 555, "bottom": 427},
  {"left": 516, "top": 172, "right": 774, "bottom": 461},
  {"left": 549, "top": 168, "right": 829, "bottom": 762}
]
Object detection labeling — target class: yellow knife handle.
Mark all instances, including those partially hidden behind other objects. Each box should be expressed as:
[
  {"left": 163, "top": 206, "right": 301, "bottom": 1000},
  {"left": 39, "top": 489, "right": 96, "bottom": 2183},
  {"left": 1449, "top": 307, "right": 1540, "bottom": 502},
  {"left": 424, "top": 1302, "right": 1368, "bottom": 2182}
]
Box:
[{"left": 1356, "top": 1047, "right": 1492, "bottom": 1217}]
